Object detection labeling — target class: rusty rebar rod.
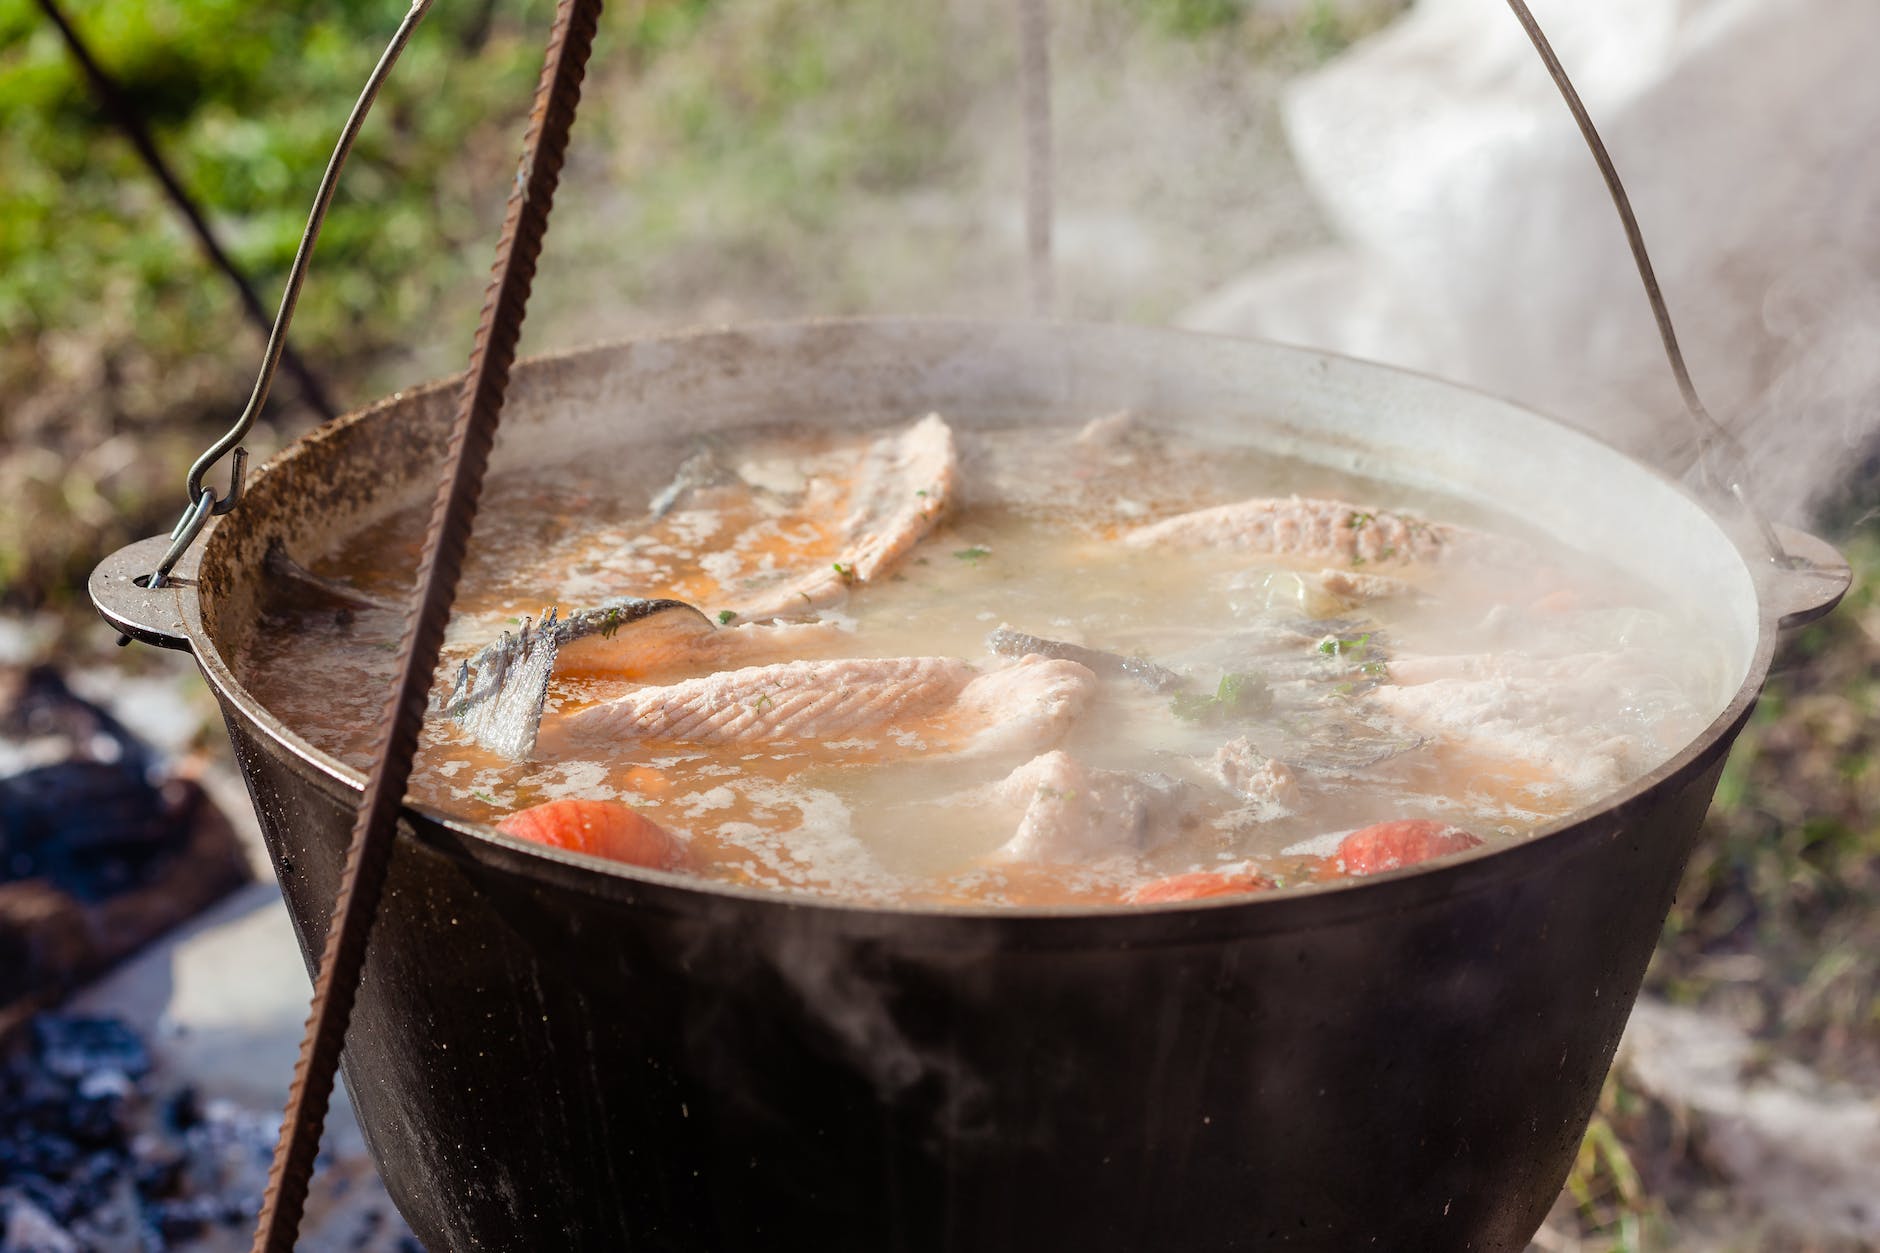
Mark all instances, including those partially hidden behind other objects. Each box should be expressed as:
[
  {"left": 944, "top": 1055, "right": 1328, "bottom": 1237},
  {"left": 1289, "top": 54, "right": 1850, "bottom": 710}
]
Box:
[
  {"left": 32, "top": 0, "right": 338, "bottom": 423},
  {"left": 248, "top": 0, "right": 605, "bottom": 1246}
]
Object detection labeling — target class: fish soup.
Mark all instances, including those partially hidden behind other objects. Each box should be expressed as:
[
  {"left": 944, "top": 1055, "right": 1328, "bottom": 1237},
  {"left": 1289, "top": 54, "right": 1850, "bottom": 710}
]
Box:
[{"left": 238, "top": 412, "right": 1732, "bottom": 906}]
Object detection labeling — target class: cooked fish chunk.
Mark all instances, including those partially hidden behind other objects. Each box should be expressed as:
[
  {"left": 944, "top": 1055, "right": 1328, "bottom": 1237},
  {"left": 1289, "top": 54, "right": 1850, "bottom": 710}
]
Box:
[
  {"left": 1315, "top": 567, "right": 1420, "bottom": 604},
  {"left": 548, "top": 654, "right": 1095, "bottom": 755},
  {"left": 991, "top": 750, "right": 1194, "bottom": 863},
  {"left": 556, "top": 617, "right": 849, "bottom": 683},
  {"left": 1210, "top": 737, "right": 1301, "bottom": 811},
  {"left": 732, "top": 413, "right": 957, "bottom": 621},
  {"left": 444, "top": 601, "right": 849, "bottom": 758},
  {"left": 1367, "top": 674, "right": 1643, "bottom": 800},
  {"left": 1125, "top": 495, "right": 1509, "bottom": 567}
]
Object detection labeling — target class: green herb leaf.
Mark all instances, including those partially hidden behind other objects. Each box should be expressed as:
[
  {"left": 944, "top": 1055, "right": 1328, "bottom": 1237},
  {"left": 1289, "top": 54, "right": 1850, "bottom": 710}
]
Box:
[
  {"left": 833, "top": 561, "right": 857, "bottom": 584},
  {"left": 717, "top": 609, "right": 737, "bottom": 625},
  {"left": 1170, "top": 671, "right": 1271, "bottom": 723},
  {"left": 1318, "top": 632, "right": 1373, "bottom": 659},
  {"left": 954, "top": 546, "right": 991, "bottom": 563}
]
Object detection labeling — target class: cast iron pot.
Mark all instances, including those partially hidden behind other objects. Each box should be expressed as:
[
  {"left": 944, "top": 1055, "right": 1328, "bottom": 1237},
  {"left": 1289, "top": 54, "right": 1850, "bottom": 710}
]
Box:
[{"left": 93, "top": 319, "right": 1849, "bottom": 1252}]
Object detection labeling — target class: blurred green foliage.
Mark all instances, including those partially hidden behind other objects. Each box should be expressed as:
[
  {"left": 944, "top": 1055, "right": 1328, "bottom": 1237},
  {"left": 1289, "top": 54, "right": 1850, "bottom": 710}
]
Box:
[{"left": 0, "top": 0, "right": 562, "bottom": 367}]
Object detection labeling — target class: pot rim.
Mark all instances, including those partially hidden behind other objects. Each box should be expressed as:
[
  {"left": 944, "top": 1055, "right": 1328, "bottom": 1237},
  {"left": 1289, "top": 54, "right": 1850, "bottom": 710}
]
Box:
[{"left": 179, "top": 315, "right": 1788, "bottom": 935}]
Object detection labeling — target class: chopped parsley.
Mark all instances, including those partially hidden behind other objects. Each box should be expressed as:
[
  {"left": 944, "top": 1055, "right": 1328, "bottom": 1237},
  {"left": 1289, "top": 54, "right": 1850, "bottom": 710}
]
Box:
[
  {"left": 1170, "top": 671, "right": 1273, "bottom": 724},
  {"left": 833, "top": 561, "right": 857, "bottom": 584},
  {"left": 915, "top": 489, "right": 929, "bottom": 498},
  {"left": 598, "top": 606, "right": 625, "bottom": 639},
  {"left": 471, "top": 790, "right": 497, "bottom": 805},
  {"left": 954, "top": 546, "right": 991, "bottom": 564},
  {"left": 717, "top": 609, "right": 737, "bottom": 625},
  {"left": 752, "top": 693, "right": 774, "bottom": 712},
  {"left": 1347, "top": 510, "right": 1374, "bottom": 531},
  {"left": 1318, "top": 632, "right": 1373, "bottom": 659}
]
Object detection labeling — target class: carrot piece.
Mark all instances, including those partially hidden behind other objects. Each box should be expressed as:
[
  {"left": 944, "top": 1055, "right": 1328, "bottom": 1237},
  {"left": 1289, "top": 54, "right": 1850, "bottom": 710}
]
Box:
[
  {"left": 496, "top": 799, "right": 689, "bottom": 871},
  {"left": 1334, "top": 819, "right": 1480, "bottom": 877},
  {"left": 1127, "top": 869, "right": 1275, "bottom": 904}
]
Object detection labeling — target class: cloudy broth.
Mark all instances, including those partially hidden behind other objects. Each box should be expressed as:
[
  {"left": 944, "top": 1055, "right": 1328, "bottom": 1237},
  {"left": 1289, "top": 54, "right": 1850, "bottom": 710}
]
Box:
[{"left": 238, "top": 415, "right": 1731, "bottom": 906}]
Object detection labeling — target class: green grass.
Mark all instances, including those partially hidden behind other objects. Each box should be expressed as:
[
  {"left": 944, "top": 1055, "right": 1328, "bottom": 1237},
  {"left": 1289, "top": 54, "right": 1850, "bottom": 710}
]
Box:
[{"left": 1652, "top": 526, "right": 1880, "bottom": 1077}]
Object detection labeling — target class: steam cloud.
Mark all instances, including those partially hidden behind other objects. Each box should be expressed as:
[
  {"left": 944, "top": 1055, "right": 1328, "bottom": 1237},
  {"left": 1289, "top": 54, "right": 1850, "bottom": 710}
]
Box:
[{"left": 1181, "top": 0, "right": 1880, "bottom": 530}]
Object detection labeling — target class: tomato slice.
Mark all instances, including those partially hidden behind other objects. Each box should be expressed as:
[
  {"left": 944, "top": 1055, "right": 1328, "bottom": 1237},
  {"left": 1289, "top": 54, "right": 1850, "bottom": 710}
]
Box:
[
  {"left": 496, "top": 799, "right": 689, "bottom": 871},
  {"left": 1127, "top": 868, "right": 1275, "bottom": 904},
  {"left": 1334, "top": 819, "right": 1480, "bottom": 876}
]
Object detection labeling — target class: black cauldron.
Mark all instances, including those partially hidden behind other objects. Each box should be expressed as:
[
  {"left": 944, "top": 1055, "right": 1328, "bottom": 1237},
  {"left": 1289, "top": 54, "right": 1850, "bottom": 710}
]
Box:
[{"left": 92, "top": 319, "right": 1850, "bottom": 1251}]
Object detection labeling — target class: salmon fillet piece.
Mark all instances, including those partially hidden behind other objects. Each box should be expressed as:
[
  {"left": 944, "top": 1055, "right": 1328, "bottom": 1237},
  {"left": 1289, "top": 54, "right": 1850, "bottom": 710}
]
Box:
[
  {"left": 555, "top": 617, "right": 849, "bottom": 683},
  {"left": 548, "top": 654, "right": 1095, "bottom": 755},
  {"left": 732, "top": 413, "right": 957, "bottom": 621},
  {"left": 1124, "top": 496, "right": 1509, "bottom": 567}
]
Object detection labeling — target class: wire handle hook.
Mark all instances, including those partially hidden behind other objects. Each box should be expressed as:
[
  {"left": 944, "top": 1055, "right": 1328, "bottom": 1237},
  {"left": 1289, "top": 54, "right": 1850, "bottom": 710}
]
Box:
[
  {"left": 151, "top": 0, "right": 435, "bottom": 581},
  {"left": 1503, "top": 0, "right": 1791, "bottom": 565}
]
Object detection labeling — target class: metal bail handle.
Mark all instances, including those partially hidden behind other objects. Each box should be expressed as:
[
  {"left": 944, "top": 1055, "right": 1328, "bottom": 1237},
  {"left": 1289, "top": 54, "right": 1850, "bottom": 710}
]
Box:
[
  {"left": 147, "top": 0, "right": 436, "bottom": 591},
  {"left": 1503, "top": 0, "right": 1790, "bottom": 565}
]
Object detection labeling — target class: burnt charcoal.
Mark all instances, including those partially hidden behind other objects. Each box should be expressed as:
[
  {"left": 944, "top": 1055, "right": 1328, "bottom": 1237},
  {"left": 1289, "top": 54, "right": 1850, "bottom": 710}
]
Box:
[
  {"left": 0, "top": 1192, "right": 80, "bottom": 1253},
  {"left": 2, "top": 1014, "right": 417, "bottom": 1250},
  {"left": 160, "top": 1086, "right": 199, "bottom": 1134},
  {"left": 146, "top": 1194, "right": 221, "bottom": 1242},
  {"left": 0, "top": 763, "right": 185, "bottom": 900},
  {"left": 32, "top": 1017, "right": 149, "bottom": 1084},
  {"left": 128, "top": 1135, "right": 184, "bottom": 1199},
  {"left": 0, "top": 667, "right": 190, "bottom": 903}
]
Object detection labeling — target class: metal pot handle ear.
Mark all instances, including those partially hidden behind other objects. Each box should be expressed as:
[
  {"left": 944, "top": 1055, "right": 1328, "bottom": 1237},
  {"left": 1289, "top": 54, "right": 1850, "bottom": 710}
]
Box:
[
  {"left": 90, "top": 535, "right": 197, "bottom": 651},
  {"left": 1765, "top": 524, "right": 1852, "bottom": 631}
]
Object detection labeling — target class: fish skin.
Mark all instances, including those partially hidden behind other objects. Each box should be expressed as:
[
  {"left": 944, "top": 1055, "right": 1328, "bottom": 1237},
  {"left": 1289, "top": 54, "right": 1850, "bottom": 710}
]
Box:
[
  {"left": 547, "top": 654, "right": 1096, "bottom": 754},
  {"left": 556, "top": 618, "right": 850, "bottom": 683},
  {"left": 732, "top": 413, "right": 957, "bottom": 621},
  {"left": 1124, "top": 496, "right": 1500, "bottom": 566},
  {"left": 985, "top": 625, "right": 1185, "bottom": 693}
]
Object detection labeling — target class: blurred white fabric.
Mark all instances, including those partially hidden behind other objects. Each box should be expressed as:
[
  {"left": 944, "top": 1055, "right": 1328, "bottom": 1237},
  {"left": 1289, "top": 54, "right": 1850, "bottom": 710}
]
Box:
[{"left": 1181, "top": 0, "right": 1880, "bottom": 524}]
